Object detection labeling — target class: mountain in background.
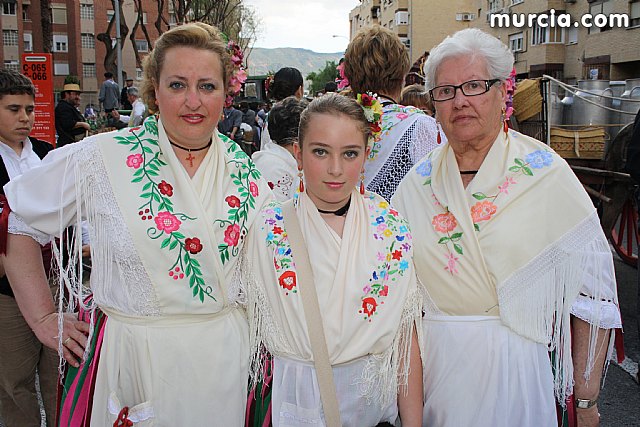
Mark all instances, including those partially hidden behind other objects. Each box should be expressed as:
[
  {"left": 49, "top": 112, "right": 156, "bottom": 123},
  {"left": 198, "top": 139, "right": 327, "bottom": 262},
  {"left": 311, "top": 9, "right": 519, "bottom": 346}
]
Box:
[{"left": 246, "top": 47, "right": 343, "bottom": 79}]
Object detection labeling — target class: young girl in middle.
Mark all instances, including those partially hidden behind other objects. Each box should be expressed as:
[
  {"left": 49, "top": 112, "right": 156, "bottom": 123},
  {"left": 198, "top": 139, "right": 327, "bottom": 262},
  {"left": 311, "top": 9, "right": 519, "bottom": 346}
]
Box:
[{"left": 243, "top": 93, "right": 423, "bottom": 427}]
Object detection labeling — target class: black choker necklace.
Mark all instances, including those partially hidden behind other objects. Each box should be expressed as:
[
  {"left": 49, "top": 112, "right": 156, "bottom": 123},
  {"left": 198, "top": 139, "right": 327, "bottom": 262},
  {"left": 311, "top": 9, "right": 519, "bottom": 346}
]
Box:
[
  {"left": 169, "top": 139, "right": 212, "bottom": 167},
  {"left": 317, "top": 198, "right": 351, "bottom": 216},
  {"left": 459, "top": 170, "right": 479, "bottom": 175}
]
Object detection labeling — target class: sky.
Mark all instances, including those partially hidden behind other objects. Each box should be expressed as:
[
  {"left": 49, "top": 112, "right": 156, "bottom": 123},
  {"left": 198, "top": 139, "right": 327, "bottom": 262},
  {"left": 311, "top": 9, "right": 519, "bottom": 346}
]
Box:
[{"left": 243, "top": 0, "right": 360, "bottom": 53}]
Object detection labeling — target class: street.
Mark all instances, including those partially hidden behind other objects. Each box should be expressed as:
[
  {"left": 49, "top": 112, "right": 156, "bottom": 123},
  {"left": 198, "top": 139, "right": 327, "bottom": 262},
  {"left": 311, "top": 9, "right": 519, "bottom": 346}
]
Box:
[{"left": 599, "top": 256, "right": 640, "bottom": 427}]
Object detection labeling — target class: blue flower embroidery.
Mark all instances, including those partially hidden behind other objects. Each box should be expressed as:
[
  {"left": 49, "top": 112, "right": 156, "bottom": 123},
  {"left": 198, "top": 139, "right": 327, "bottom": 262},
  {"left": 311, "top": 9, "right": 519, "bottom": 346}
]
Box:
[
  {"left": 525, "top": 150, "right": 553, "bottom": 169},
  {"left": 399, "top": 260, "right": 409, "bottom": 271},
  {"left": 399, "top": 225, "right": 408, "bottom": 233},
  {"left": 416, "top": 158, "right": 432, "bottom": 177},
  {"left": 375, "top": 216, "right": 385, "bottom": 224}
]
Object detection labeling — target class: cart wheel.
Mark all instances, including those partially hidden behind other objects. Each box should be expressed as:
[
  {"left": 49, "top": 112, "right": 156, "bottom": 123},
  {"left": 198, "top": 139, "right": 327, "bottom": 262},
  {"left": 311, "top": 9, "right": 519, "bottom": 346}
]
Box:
[{"left": 610, "top": 198, "right": 639, "bottom": 267}]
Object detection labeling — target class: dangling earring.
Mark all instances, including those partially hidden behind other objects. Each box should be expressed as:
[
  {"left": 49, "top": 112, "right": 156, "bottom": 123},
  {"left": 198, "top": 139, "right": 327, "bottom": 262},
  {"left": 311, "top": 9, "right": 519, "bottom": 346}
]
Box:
[
  {"left": 359, "top": 170, "right": 365, "bottom": 195},
  {"left": 502, "top": 107, "right": 509, "bottom": 134},
  {"left": 436, "top": 121, "right": 442, "bottom": 144},
  {"left": 298, "top": 166, "right": 304, "bottom": 193}
]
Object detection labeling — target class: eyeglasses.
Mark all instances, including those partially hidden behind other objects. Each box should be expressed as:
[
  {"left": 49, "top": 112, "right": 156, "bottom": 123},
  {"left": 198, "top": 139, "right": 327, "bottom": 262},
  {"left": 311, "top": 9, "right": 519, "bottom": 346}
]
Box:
[{"left": 429, "top": 79, "right": 501, "bottom": 102}]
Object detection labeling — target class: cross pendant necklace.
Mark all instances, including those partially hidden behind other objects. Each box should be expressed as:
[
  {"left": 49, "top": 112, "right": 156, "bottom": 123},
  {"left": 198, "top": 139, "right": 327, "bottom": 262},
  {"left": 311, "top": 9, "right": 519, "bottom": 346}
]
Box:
[
  {"left": 186, "top": 151, "right": 196, "bottom": 167},
  {"left": 168, "top": 139, "right": 213, "bottom": 168}
]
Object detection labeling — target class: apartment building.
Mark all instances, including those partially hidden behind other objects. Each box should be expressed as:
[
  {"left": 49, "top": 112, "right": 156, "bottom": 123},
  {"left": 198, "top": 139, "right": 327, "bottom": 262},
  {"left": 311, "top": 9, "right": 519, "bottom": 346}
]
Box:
[
  {"left": 0, "top": 0, "right": 170, "bottom": 102},
  {"left": 348, "top": 0, "right": 640, "bottom": 82}
]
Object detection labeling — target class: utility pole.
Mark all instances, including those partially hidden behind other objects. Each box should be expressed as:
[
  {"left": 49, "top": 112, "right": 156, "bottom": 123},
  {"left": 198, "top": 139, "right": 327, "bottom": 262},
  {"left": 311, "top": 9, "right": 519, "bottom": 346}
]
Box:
[{"left": 115, "top": 0, "right": 123, "bottom": 89}]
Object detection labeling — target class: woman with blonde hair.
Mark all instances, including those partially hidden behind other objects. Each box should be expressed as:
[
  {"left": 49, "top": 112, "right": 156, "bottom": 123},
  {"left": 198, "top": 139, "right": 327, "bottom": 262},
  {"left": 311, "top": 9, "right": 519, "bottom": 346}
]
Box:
[
  {"left": 3, "top": 22, "right": 271, "bottom": 426},
  {"left": 344, "top": 25, "right": 441, "bottom": 201}
]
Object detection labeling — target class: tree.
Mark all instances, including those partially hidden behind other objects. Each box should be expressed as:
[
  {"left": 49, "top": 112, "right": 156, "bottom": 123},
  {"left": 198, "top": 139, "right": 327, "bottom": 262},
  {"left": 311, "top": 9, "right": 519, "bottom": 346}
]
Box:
[
  {"left": 96, "top": 0, "right": 129, "bottom": 76},
  {"left": 40, "top": 0, "right": 52, "bottom": 53},
  {"left": 306, "top": 61, "right": 338, "bottom": 95}
]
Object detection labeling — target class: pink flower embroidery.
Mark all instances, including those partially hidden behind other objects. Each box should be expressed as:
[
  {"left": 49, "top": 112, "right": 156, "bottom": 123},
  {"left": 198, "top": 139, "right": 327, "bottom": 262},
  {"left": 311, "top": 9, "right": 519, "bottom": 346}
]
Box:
[
  {"left": 249, "top": 182, "right": 259, "bottom": 197},
  {"left": 471, "top": 201, "right": 498, "bottom": 223},
  {"left": 445, "top": 253, "right": 459, "bottom": 275},
  {"left": 225, "top": 195, "right": 241, "bottom": 208},
  {"left": 126, "top": 153, "right": 144, "bottom": 169},
  {"left": 224, "top": 224, "right": 241, "bottom": 246},
  {"left": 379, "top": 285, "right": 389, "bottom": 297},
  {"left": 154, "top": 211, "right": 181, "bottom": 234},
  {"left": 432, "top": 212, "right": 457, "bottom": 234},
  {"left": 498, "top": 177, "right": 517, "bottom": 195},
  {"left": 396, "top": 112, "right": 409, "bottom": 119}
]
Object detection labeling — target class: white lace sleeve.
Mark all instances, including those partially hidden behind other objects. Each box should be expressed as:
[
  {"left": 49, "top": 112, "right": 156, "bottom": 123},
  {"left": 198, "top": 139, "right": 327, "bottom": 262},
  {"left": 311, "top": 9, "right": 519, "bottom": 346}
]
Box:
[
  {"left": 408, "top": 115, "right": 443, "bottom": 163},
  {"left": 7, "top": 212, "right": 51, "bottom": 245},
  {"left": 4, "top": 141, "right": 85, "bottom": 236},
  {"left": 570, "top": 235, "right": 622, "bottom": 329}
]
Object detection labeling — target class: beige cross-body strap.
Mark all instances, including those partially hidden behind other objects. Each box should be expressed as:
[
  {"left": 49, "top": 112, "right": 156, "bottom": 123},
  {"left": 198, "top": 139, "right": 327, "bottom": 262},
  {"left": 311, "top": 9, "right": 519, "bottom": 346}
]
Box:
[{"left": 281, "top": 199, "right": 342, "bottom": 427}]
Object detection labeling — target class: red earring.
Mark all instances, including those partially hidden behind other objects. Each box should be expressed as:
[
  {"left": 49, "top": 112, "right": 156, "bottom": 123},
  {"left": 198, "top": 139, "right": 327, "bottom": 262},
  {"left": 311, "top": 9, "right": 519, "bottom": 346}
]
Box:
[
  {"left": 502, "top": 108, "right": 509, "bottom": 134},
  {"left": 436, "top": 122, "right": 442, "bottom": 144},
  {"left": 359, "top": 171, "right": 365, "bottom": 195},
  {"left": 298, "top": 167, "right": 304, "bottom": 193}
]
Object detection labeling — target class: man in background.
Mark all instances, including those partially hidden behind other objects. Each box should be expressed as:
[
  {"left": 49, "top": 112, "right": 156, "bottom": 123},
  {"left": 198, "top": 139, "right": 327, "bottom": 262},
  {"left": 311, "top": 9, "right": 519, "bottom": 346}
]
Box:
[
  {"left": 112, "top": 87, "right": 146, "bottom": 127},
  {"left": 55, "top": 83, "right": 90, "bottom": 147},
  {"left": 99, "top": 72, "right": 120, "bottom": 127},
  {"left": 120, "top": 77, "right": 134, "bottom": 110},
  {"left": 0, "top": 68, "right": 58, "bottom": 427}
]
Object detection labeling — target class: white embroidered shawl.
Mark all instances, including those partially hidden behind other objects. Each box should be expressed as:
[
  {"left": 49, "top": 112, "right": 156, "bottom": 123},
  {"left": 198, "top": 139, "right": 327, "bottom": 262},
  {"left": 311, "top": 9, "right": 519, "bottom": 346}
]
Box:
[
  {"left": 392, "top": 129, "right": 620, "bottom": 405},
  {"left": 252, "top": 140, "right": 298, "bottom": 201},
  {"left": 243, "top": 189, "right": 422, "bottom": 405}
]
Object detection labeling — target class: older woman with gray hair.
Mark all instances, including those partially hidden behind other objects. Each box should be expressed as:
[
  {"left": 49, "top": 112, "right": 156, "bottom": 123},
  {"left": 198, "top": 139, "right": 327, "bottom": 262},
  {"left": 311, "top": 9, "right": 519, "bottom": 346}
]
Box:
[{"left": 392, "top": 28, "right": 621, "bottom": 427}]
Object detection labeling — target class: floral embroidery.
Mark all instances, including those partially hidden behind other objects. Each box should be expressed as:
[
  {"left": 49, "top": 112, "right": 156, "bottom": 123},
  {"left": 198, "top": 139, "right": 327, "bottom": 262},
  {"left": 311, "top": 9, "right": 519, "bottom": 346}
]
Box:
[
  {"left": 360, "top": 195, "right": 412, "bottom": 321},
  {"left": 368, "top": 104, "right": 424, "bottom": 161},
  {"left": 261, "top": 202, "right": 296, "bottom": 295},
  {"left": 213, "top": 134, "right": 262, "bottom": 264},
  {"left": 423, "top": 148, "right": 555, "bottom": 275},
  {"left": 115, "top": 117, "right": 214, "bottom": 302}
]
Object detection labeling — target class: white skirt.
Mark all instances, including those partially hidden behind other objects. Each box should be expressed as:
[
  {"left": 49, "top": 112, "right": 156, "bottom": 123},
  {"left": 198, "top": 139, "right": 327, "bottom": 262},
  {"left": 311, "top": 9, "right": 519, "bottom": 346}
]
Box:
[
  {"left": 272, "top": 356, "right": 398, "bottom": 427},
  {"left": 423, "top": 315, "right": 556, "bottom": 427},
  {"left": 90, "top": 307, "right": 249, "bottom": 426}
]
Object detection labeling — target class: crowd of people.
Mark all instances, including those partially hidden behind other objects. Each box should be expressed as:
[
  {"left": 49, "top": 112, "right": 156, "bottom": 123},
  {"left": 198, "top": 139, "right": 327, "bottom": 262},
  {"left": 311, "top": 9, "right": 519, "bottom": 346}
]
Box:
[{"left": 0, "top": 20, "right": 626, "bottom": 427}]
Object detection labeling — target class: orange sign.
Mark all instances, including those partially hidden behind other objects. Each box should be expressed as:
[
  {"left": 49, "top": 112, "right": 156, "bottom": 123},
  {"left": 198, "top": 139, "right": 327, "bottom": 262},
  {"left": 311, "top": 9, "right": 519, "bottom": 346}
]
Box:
[{"left": 21, "top": 54, "right": 55, "bottom": 145}]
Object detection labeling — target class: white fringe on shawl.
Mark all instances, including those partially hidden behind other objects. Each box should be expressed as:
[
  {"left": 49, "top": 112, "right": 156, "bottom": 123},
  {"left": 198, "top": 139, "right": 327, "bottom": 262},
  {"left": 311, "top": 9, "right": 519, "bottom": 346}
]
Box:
[
  {"left": 242, "top": 248, "right": 424, "bottom": 408},
  {"left": 497, "top": 211, "right": 614, "bottom": 407}
]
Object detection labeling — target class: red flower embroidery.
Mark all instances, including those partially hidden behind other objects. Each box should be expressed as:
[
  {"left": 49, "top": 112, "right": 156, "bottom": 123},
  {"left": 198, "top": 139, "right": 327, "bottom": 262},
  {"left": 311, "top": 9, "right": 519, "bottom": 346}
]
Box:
[
  {"left": 128, "top": 126, "right": 141, "bottom": 133},
  {"left": 225, "top": 195, "right": 241, "bottom": 208},
  {"left": 249, "top": 181, "right": 259, "bottom": 197},
  {"left": 272, "top": 226, "right": 283, "bottom": 235},
  {"left": 379, "top": 285, "right": 389, "bottom": 297},
  {"left": 126, "top": 153, "right": 144, "bottom": 169},
  {"left": 389, "top": 209, "right": 399, "bottom": 217},
  {"left": 224, "top": 224, "right": 241, "bottom": 246},
  {"left": 471, "top": 201, "right": 498, "bottom": 223},
  {"left": 432, "top": 212, "right": 457, "bottom": 234},
  {"left": 158, "top": 180, "right": 173, "bottom": 197},
  {"left": 185, "top": 237, "right": 203, "bottom": 254},
  {"left": 154, "top": 211, "right": 181, "bottom": 233},
  {"left": 391, "top": 250, "right": 402, "bottom": 261},
  {"left": 278, "top": 271, "right": 296, "bottom": 290},
  {"left": 268, "top": 181, "right": 275, "bottom": 189},
  {"left": 362, "top": 297, "right": 378, "bottom": 317}
]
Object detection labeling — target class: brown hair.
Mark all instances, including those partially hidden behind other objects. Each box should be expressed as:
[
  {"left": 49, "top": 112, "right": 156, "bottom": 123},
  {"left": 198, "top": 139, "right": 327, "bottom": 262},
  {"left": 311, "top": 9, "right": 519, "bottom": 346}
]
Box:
[
  {"left": 343, "top": 25, "right": 410, "bottom": 96},
  {"left": 141, "top": 22, "right": 231, "bottom": 114},
  {"left": 400, "top": 84, "right": 434, "bottom": 114},
  {"left": 0, "top": 68, "right": 35, "bottom": 99},
  {"left": 298, "top": 93, "right": 370, "bottom": 148}
]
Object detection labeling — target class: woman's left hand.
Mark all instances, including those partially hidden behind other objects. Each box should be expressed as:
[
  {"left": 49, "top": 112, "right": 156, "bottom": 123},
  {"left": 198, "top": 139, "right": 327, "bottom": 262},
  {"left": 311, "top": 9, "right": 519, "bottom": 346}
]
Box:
[{"left": 576, "top": 406, "right": 600, "bottom": 427}]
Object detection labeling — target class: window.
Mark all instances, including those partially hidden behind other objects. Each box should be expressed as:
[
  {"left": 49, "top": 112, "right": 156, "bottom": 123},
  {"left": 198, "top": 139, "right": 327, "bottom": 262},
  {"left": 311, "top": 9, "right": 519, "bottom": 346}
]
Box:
[
  {"left": 531, "top": 22, "right": 564, "bottom": 45},
  {"left": 169, "top": 12, "right": 177, "bottom": 26},
  {"left": 136, "top": 68, "right": 143, "bottom": 80},
  {"left": 509, "top": 32, "right": 524, "bottom": 52},
  {"left": 582, "top": 63, "right": 609, "bottom": 80},
  {"left": 3, "top": 30, "right": 18, "bottom": 46},
  {"left": 82, "top": 63, "right": 96, "bottom": 77},
  {"left": 488, "top": 0, "right": 502, "bottom": 13},
  {"left": 51, "top": 7, "right": 67, "bottom": 24},
  {"left": 4, "top": 61, "right": 19, "bottom": 72},
  {"left": 22, "top": 4, "right": 30, "bottom": 21},
  {"left": 24, "top": 33, "right": 33, "bottom": 52},
  {"left": 631, "top": 0, "right": 640, "bottom": 27},
  {"left": 135, "top": 39, "right": 149, "bottom": 52},
  {"left": 142, "top": 12, "right": 148, "bottom": 24},
  {"left": 54, "top": 62, "right": 69, "bottom": 76},
  {"left": 81, "top": 33, "right": 95, "bottom": 49},
  {"left": 566, "top": 26, "right": 578, "bottom": 44},
  {"left": 80, "top": 4, "right": 94, "bottom": 20},
  {"left": 589, "top": 1, "right": 613, "bottom": 33},
  {"left": 107, "top": 10, "right": 114, "bottom": 23},
  {"left": 53, "top": 35, "right": 68, "bottom": 52},
  {"left": 3, "top": 2, "right": 16, "bottom": 15}
]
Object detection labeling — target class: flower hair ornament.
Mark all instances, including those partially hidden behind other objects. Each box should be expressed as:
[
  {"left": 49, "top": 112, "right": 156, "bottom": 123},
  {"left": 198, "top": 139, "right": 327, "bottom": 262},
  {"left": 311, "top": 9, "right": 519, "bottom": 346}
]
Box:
[
  {"left": 264, "top": 72, "right": 275, "bottom": 96},
  {"left": 226, "top": 40, "right": 247, "bottom": 98},
  {"left": 503, "top": 67, "right": 516, "bottom": 133},
  {"left": 356, "top": 92, "right": 383, "bottom": 145}
]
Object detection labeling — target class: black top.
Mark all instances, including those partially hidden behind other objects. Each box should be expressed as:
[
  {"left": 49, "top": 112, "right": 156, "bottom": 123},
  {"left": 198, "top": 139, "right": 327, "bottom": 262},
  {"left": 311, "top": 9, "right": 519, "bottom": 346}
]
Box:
[{"left": 55, "top": 100, "right": 87, "bottom": 148}]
